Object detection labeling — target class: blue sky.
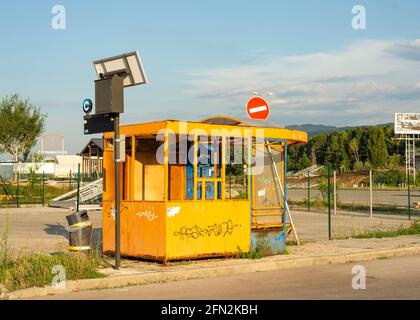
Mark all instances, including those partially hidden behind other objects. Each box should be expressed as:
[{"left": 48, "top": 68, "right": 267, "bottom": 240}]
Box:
[{"left": 0, "top": 1, "right": 419, "bottom": 154}]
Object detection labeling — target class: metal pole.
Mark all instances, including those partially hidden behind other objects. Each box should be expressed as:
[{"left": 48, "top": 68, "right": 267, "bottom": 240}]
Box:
[
  {"left": 266, "top": 142, "right": 300, "bottom": 245},
  {"left": 408, "top": 173, "right": 411, "bottom": 220},
  {"left": 328, "top": 163, "right": 331, "bottom": 240},
  {"left": 249, "top": 137, "right": 253, "bottom": 228},
  {"left": 284, "top": 142, "right": 288, "bottom": 239},
  {"left": 413, "top": 138, "right": 416, "bottom": 184},
  {"left": 76, "top": 163, "right": 81, "bottom": 211},
  {"left": 42, "top": 171, "right": 45, "bottom": 206},
  {"left": 16, "top": 170, "right": 19, "bottom": 208},
  {"left": 114, "top": 113, "right": 121, "bottom": 269},
  {"left": 369, "top": 170, "right": 373, "bottom": 218},
  {"left": 69, "top": 170, "right": 72, "bottom": 191},
  {"left": 308, "top": 172, "right": 310, "bottom": 212},
  {"left": 405, "top": 137, "right": 408, "bottom": 181},
  {"left": 333, "top": 170, "right": 337, "bottom": 216}
]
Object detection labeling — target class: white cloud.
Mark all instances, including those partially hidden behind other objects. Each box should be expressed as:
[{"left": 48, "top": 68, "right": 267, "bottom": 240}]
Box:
[
  {"left": 387, "top": 39, "right": 420, "bottom": 61},
  {"left": 185, "top": 39, "right": 420, "bottom": 126}
]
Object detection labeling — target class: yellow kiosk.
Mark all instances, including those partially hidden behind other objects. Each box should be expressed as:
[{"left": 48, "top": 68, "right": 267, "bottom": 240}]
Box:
[{"left": 102, "top": 116, "right": 307, "bottom": 262}]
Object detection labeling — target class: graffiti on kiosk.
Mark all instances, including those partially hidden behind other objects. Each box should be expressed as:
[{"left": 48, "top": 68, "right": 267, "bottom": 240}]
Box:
[
  {"left": 107, "top": 205, "right": 128, "bottom": 220},
  {"left": 136, "top": 210, "right": 158, "bottom": 222},
  {"left": 173, "top": 220, "right": 240, "bottom": 240}
]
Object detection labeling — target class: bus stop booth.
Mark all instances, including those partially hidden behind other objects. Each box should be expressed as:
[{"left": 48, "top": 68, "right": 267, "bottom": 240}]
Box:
[{"left": 102, "top": 116, "right": 307, "bottom": 262}]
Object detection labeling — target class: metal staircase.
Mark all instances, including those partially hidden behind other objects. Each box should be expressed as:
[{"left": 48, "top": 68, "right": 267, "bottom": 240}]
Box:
[
  {"left": 290, "top": 164, "right": 324, "bottom": 178},
  {"left": 49, "top": 178, "right": 103, "bottom": 208}
]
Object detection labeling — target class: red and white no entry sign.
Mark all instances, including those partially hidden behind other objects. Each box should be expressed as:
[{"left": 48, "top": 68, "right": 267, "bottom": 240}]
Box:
[{"left": 246, "top": 96, "right": 270, "bottom": 120}]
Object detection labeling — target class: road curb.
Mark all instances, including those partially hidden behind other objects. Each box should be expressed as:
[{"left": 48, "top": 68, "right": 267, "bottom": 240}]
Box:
[{"left": 3, "top": 246, "right": 420, "bottom": 299}]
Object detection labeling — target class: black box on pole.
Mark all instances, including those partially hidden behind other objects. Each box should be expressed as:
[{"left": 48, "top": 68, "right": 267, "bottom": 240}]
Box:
[
  {"left": 95, "top": 76, "right": 124, "bottom": 114},
  {"left": 84, "top": 113, "right": 116, "bottom": 134}
]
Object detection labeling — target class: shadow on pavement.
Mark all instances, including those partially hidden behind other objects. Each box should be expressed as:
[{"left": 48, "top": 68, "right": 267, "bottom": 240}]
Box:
[
  {"left": 43, "top": 223, "right": 68, "bottom": 239},
  {"left": 43, "top": 223, "right": 103, "bottom": 251}
]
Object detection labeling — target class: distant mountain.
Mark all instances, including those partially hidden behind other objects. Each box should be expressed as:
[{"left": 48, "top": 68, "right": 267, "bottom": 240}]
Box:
[{"left": 286, "top": 123, "right": 393, "bottom": 137}]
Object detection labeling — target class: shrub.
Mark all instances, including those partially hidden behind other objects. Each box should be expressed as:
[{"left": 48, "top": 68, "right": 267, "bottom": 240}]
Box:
[
  {"left": 373, "top": 170, "right": 405, "bottom": 186},
  {"left": 237, "top": 240, "right": 268, "bottom": 259}
]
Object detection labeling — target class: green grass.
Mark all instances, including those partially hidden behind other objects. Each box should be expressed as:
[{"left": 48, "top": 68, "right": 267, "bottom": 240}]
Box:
[
  {"left": 0, "top": 215, "right": 108, "bottom": 291},
  {"left": 237, "top": 240, "right": 267, "bottom": 259},
  {"left": 0, "top": 184, "right": 70, "bottom": 206},
  {"left": 286, "top": 240, "right": 299, "bottom": 246},
  {"left": 237, "top": 239, "right": 289, "bottom": 259},
  {"left": 0, "top": 250, "right": 108, "bottom": 292},
  {"left": 353, "top": 221, "right": 420, "bottom": 239},
  {"left": 0, "top": 252, "right": 107, "bottom": 291}
]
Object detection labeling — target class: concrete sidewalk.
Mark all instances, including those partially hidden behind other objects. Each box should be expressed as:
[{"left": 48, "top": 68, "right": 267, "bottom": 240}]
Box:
[{"left": 3, "top": 234, "right": 420, "bottom": 299}]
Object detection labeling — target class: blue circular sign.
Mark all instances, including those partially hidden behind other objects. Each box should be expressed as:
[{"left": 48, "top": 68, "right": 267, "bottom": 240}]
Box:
[{"left": 82, "top": 98, "right": 93, "bottom": 114}]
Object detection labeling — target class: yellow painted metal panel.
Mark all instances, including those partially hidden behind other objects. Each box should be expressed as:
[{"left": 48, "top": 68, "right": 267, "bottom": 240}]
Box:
[
  {"left": 166, "top": 121, "right": 307, "bottom": 144},
  {"left": 104, "top": 119, "right": 307, "bottom": 145},
  {"left": 102, "top": 200, "right": 166, "bottom": 260},
  {"left": 104, "top": 121, "right": 168, "bottom": 139},
  {"left": 165, "top": 201, "right": 250, "bottom": 260}
]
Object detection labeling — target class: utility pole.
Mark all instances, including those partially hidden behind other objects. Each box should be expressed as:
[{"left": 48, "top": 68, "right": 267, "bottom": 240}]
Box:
[
  {"left": 333, "top": 170, "right": 337, "bottom": 216},
  {"left": 369, "top": 170, "right": 373, "bottom": 219},
  {"left": 308, "top": 172, "right": 310, "bottom": 212},
  {"left": 83, "top": 51, "right": 147, "bottom": 270},
  {"left": 114, "top": 114, "right": 121, "bottom": 269},
  {"left": 328, "top": 163, "right": 331, "bottom": 240}
]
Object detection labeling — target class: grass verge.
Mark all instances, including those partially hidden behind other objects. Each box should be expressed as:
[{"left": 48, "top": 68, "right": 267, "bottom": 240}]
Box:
[
  {"left": 289, "top": 200, "right": 420, "bottom": 217},
  {"left": 0, "top": 252, "right": 107, "bottom": 291},
  {"left": 0, "top": 215, "right": 108, "bottom": 292},
  {"left": 237, "top": 239, "right": 288, "bottom": 259},
  {"left": 353, "top": 221, "right": 420, "bottom": 239},
  {"left": 237, "top": 242, "right": 266, "bottom": 259}
]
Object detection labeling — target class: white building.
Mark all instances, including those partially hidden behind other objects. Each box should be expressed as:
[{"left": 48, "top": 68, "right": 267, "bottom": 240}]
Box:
[{"left": 0, "top": 155, "right": 82, "bottom": 178}]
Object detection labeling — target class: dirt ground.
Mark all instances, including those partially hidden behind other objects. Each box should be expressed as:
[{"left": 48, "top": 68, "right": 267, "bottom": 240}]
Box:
[{"left": 0, "top": 207, "right": 102, "bottom": 254}]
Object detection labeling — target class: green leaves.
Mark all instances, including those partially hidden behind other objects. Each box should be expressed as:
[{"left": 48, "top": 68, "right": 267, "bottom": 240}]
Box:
[
  {"left": 366, "top": 127, "right": 388, "bottom": 168},
  {"left": 289, "top": 125, "right": 403, "bottom": 172},
  {"left": 0, "top": 94, "right": 47, "bottom": 162}
]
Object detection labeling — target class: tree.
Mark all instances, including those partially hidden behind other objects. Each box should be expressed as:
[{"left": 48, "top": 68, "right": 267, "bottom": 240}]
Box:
[
  {"left": 0, "top": 94, "right": 47, "bottom": 174},
  {"left": 296, "top": 153, "right": 311, "bottom": 171},
  {"left": 367, "top": 127, "right": 388, "bottom": 168},
  {"left": 349, "top": 138, "right": 360, "bottom": 163},
  {"left": 288, "top": 124, "right": 405, "bottom": 172},
  {"left": 310, "top": 133, "right": 328, "bottom": 165}
]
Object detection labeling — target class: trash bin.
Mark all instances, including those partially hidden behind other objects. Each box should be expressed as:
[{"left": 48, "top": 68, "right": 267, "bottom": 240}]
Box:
[
  {"left": 66, "top": 210, "right": 93, "bottom": 253},
  {"left": 66, "top": 210, "right": 89, "bottom": 226}
]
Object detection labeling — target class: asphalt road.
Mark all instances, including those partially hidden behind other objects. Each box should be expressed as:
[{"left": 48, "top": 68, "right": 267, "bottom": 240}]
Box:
[{"left": 38, "top": 255, "right": 420, "bottom": 300}]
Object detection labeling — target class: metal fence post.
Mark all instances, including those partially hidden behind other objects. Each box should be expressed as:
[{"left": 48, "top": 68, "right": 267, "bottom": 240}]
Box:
[
  {"left": 328, "top": 163, "right": 332, "bottom": 240},
  {"left": 333, "top": 170, "right": 337, "bottom": 216},
  {"left": 41, "top": 171, "right": 45, "bottom": 206},
  {"left": 308, "top": 172, "right": 310, "bottom": 212},
  {"left": 76, "top": 164, "right": 81, "bottom": 211},
  {"left": 408, "top": 173, "right": 411, "bottom": 220},
  {"left": 16, "top": 170, "right": 20, "bottom": 208},
  {"left": 369, "top": 170, "right": 373, "bottom": 218},
  {"left": 69, "top": 170, "right": 72, "bottom": 191}
]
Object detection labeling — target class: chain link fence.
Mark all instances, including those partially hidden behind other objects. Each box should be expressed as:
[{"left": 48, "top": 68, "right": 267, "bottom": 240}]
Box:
[
  {"left": 287, "top": 167, "right": 418, "bottom": 241},
  {"left": 0, "top": 164, "right": 84, "bottom": 208}
]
